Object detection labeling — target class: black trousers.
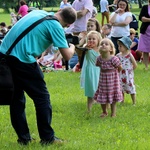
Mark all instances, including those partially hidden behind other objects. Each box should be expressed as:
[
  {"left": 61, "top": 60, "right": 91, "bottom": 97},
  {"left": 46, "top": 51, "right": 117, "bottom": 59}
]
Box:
[{"left": 4, "top": 55, "right": 54, "bottom": 141}]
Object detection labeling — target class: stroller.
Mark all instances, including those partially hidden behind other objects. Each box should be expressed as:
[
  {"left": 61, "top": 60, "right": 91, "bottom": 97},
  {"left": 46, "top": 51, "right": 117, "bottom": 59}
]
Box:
[{"left": 129, "top": 13, "right": 139, "bottom": 37}]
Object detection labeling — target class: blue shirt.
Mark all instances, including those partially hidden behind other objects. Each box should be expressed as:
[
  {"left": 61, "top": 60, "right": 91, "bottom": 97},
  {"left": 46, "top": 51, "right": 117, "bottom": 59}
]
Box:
[
  {"left": 0, "top": 10, "right": 68, "bottom": 63},
  {"left": 60, "top": 3, "right": 72, "bottom": 9},
  {"left": 131, "top": 37, "right": 138, "bottom": 51}
]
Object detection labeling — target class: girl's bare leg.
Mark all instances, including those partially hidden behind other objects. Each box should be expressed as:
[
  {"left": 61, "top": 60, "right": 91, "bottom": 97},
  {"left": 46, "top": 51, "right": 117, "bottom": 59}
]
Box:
[
  {"left": 87, "top": 97, "right": 94, "bottom": 112},
  {"left": 100, "top": 104, "right": 108, "bottom": 117},
  {"left": 111, "top": 102, "right": 116, "bottom": 117},
  {"left": 106, "top": 103, "right": 110, "bottom": 109},
  {"left": 121, "top": 92, "right": 125, "bottom": 103},
  {"left": 131, "top": 94, "right": 136, "bottom": 105}
]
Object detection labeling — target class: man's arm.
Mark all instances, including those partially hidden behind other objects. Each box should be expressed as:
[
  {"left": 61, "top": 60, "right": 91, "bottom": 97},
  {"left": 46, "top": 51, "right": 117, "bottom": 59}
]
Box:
[{"left": 59, "top": 43, "right": 75, "bottom": 61}]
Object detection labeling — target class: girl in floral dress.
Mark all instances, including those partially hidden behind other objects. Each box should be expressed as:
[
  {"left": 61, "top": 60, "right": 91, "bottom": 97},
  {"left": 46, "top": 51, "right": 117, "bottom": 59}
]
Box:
[
  {"left": 94, "top": 38, "right": 123, "bottom": 118},
  {"left": 117, "top": 36, "right": 137, "bottom": 105}
]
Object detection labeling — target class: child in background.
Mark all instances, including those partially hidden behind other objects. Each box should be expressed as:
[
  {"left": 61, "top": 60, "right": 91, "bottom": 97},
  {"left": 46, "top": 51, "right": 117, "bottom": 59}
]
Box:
[
  {"left": 81, "top": 31, "right": 102, "bottom": 112},
  {"left": 130, "top": 28, "right": 142, "bottom": 62},
  {"left": 116, "top": 36, "right": 137, "bottom": 105},
  {"left": 37, "top": 45, "right": 63, "bottom": 70},
  {"left": 74, "top": 18, "right": 101, "bottom": 72},
  {"left": 10, "top": 12, "right": 17, "bottom": 25},
  {"left": 94, "top": 38, "right": 123, "bottom": 118},
  {"left": 77, "top": 18, "right": 101, "bottom": 48}
]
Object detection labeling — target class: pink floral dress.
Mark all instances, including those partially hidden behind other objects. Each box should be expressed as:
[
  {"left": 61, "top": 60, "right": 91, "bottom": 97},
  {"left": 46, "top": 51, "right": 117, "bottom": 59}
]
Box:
[{"left": 116, "top": 53, "right": 136, "bottom": 94}]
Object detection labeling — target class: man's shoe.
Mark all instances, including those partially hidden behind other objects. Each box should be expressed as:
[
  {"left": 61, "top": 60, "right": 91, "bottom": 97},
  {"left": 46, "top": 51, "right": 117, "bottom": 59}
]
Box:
[
  {"left": 17, "top": 138, "right": 35, "bottom": 145},
  {"left": 17, "top": 139, "right": 31, "bottom": 145},
  {"left": 40, "top": 137, "right": 63, "bottom": 145}
]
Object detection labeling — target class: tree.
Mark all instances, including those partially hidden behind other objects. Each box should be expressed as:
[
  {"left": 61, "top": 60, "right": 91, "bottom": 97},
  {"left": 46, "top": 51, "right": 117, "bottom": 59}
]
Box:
[
  {"left": 0, "top": 0, "right": 16, "bottom": 13},
  {"left": 0, "top": 0, "right": 61, "bottom": 13}
]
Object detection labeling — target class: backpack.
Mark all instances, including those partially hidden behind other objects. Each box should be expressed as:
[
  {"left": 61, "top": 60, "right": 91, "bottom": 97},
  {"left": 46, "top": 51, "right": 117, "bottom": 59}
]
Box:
[{"left": 129, "top": 14, "right": 138, "bottom": 30}]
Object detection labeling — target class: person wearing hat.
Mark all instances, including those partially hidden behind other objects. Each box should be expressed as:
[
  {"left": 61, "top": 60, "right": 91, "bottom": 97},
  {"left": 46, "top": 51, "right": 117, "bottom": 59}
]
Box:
[{"left": 116, "top": 36, "right": 137, "bottom": 105}]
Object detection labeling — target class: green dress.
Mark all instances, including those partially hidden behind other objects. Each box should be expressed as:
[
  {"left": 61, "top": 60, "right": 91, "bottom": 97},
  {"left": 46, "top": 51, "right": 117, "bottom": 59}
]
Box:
[{"left": 80, "top": 49, "right": 100, "bottom": 97}]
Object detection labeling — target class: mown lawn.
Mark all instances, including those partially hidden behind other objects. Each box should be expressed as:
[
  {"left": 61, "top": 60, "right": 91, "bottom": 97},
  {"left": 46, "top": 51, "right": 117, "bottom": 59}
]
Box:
[{"left": 1, "top": 62, "right": 150, "bottom": 150}]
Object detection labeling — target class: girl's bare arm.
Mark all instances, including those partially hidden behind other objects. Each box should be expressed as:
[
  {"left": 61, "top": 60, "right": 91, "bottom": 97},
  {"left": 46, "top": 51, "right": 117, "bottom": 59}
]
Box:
[{"left": 130, "top": 53, "right": 137, "bottom": 69}]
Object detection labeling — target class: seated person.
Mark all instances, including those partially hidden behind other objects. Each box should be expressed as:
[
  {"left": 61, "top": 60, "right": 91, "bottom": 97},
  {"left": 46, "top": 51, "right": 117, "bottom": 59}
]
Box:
[
  {"left": 101, "top": 23, "right": 112, "bottom": 39},
  {"left": 130, "top": 28, "right": 142, "bottom": 61},
  {"left": 37, "top": 45, "right": 62, "bottom": 70},
  {"left": 0, "top": 22, "right": 8, "bottom": 36}
]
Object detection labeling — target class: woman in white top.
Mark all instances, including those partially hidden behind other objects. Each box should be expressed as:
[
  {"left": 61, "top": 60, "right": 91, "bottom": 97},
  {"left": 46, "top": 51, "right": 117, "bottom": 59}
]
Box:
[{"left": 109, "top": 0, "right": 132, "bottom": 54}]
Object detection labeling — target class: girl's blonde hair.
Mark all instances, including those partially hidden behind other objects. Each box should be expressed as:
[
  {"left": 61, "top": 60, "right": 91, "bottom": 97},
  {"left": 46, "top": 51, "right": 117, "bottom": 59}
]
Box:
[
  {"left": 86, "top": 31, "right": 102, "bottom": 47},
  {"left": 100, "top": 38, "right": 116, "bottom": 55}
]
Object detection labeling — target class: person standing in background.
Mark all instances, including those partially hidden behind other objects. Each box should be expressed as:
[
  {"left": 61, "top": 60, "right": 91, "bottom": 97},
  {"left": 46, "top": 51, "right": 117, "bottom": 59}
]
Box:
[
  {"left": 138, "top": 0, "right": 150, "bottom": 70},
  {"left": 100, "top": 0, "right": 110, "bottom": 26},
  {"left": 17, "top": 0, "right": 28, "bottom": 18},
  {"left": 109, "top": 0, "right": 132, "bottom": 54},
  {"left": 60, "top": 0, "right": 72, "bottom": 9},
  {"left": 66, "top": 0, "right": 93, "bottom": 36}
]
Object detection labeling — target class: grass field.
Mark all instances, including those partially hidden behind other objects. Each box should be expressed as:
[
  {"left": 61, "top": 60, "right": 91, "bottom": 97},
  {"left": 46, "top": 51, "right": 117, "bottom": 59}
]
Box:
[
  {"left": 1, "top": 62, "right": 150, "bottom": 150},
  {"left": 1, "top": 4, "right": 150, "bottom": 150}
]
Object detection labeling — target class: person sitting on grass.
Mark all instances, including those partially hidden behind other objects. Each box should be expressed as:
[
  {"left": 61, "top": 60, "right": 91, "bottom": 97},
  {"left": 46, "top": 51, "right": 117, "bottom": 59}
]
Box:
[{"left": 130, "top": 28, "right": 142, "bottom": 62}]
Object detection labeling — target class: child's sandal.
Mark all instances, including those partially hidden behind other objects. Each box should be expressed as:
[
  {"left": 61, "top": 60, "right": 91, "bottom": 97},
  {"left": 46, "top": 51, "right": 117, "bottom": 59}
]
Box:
[
  {"left": 100, "top": 112, "right": 108, "bottom": 118},
  {"left": 111, "top": 114, "right": 116, "bottom": 118}
]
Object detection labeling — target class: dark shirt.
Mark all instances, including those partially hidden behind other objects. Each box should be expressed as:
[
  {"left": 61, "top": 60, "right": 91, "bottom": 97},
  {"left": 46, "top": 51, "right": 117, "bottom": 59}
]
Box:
[{"left": 139, "top": 5, "right": 150, "bottom": 34}]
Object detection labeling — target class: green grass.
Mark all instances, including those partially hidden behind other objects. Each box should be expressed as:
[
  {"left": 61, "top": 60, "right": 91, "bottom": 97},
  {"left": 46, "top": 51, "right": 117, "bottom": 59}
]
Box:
[
  {"left": 1, "top": 62, "right": 150, "bottom": 149},
  {"left": 1, "top": 5, "right": 150, "bottom": 150}
]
